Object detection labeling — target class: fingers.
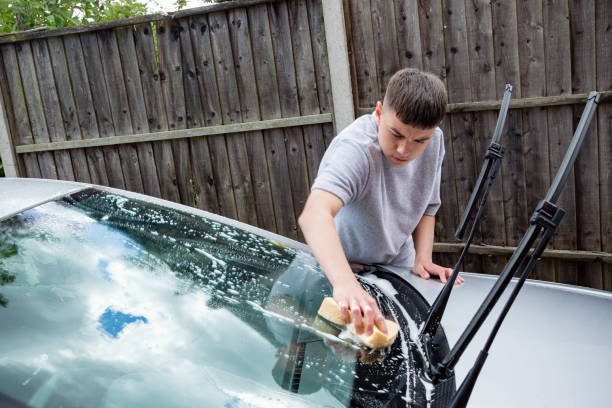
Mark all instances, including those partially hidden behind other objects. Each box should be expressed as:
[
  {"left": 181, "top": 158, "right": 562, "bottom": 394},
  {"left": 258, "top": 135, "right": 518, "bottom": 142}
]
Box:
[
  {"left": 411, "top": 266, "right": 431, "bottom": 280},
  {"left": 342, "top": 298, "right": 384, "bottom": 336}
]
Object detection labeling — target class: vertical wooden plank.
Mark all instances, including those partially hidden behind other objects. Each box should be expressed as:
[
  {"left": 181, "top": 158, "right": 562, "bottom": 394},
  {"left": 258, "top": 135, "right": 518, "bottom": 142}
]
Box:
[
  {"left": 132, "top": 23, "right": 181, "bottom": 202},
  {"left": 306, "top": 0, "right": 335, "bottom": 148},
  {"left": 569, "top": 0, "right": 602, "bottom": 289},
  {"left": 394, "top": 0, "right": 423, "bottom": 70},
  {"left": 46, "top": 37, "right": 91, "bottom": 183},
  {"left": 345, "top": 0, "right": 379, "bottom": 110},
  {"left": 14, "top": 41, "right": 58, "bottom": 179},
  {"left": 208, "top": 12, "right": 257, "bottom": 224},
  {"left": 490, "top": 0, "right": 529, "bottom": 256},
  {"left": 465, "top": 0, "right": 505, "bottom": 275},
  {"left": 156, "top": 20, "right": 195, "bottom": 206},
  {"left": 442, "top": 0, "right": 481, "bottom": 273},
  {"left": 62, "top": 35, "right": 109, "bottom": 186},
  {"left": 370, "top": 0, "right": 399, "bottom": 98},
  {"left": 226, "top": 8, "right": 276, "bottom": 231},
  {"left": 418, "top": 0, "right": 448, "bottom": 80},
  {"left": 248, "top": 3, "right": 298, "bottom": 239},
  {"left": 417, "top": 0, "right": 456, "bottom": 270},
  {"left": 175, "top": 17, "right": 219, "bottom": 213},
  {"left": 544, "top": 0, "right": 577, "bottom": 285},
  {"left": 31, "top": 39, "right": 76, "bottom": 182},
  {"left": 97, "top": 29, "right": 144, "bottom": 194},
  {"left": 114, "top": 26, "right": 162, "bottom": 198},
  {"left": 595, "top": 0, "right": 611, "bottom": 291},
  {"left": 287, "top": 0, "right": 326, "bottom": 185},
  {"left": 190, "top": 14, "right": 237, "bottom": 219},
  {"left": 209, "top": 11, "right": 258, "bottom": 226},
  {"left": 79, "top": 32, "right": 125, "bottom": 188},
  {"left": 269, "top": 1, "right": 311, "bottom": 241},
  {"left": 516, "top": 0, "right": 555, "bottom": 282},
  {"left": 0, "top": 44, "right": 41, "bottom": 177},
  {"left": 0, "top": 51, "right": 20, "bottom": 177}
]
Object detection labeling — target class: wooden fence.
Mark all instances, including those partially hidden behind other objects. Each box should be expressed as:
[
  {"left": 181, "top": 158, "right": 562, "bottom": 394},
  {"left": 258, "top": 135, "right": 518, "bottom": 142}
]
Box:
[
  {"left": 0, "top": 0, "right": 610, "bottom": 290},
  {"left": 0, "top": 0, "right": 334, "bottom": 243},
  {"left": 342, "top": 0, "right": 611, "bottom": 291}
]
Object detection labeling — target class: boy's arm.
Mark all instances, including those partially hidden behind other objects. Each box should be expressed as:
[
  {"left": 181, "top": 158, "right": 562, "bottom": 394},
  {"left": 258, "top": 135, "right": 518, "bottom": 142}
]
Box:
[
  {"left": 412, "top": 215, "right": 464, "bottom": 285},
  {"left": 298, "top": 189, "right": 387, "bottom": 335}
]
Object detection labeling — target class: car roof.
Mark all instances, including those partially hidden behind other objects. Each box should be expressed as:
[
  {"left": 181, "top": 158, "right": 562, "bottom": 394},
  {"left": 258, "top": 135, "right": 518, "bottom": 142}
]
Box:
[{"left": 2, "top": 177, "right": 611, "bottom": 407}]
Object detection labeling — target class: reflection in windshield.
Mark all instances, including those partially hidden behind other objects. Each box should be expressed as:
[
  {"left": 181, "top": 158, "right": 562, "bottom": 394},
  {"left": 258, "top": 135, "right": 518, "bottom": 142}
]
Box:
[{"left": 0, "top": 189, "right": 438, "bottom": 407}]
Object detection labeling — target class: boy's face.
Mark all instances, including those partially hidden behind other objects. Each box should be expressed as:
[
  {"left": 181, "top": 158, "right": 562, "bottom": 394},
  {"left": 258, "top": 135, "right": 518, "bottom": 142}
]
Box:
[{"left": 374, "top": 101, "right": 436, "bottom": 167}]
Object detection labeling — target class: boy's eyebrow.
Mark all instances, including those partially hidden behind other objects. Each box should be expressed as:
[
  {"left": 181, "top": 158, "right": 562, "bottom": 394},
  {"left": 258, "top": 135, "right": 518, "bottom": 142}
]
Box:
[{"left": 389, "top": 126, "right": 433, "bottom": 142}]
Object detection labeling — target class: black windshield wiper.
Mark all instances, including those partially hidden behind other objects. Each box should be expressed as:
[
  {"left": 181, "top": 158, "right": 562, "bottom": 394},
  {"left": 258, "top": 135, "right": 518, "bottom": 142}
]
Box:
[
  {"left": 443, "top": 91, "right": 600, "bottom": 407},
  {"left": 419, "top": 84, "right": 513, "bottom": 345}
]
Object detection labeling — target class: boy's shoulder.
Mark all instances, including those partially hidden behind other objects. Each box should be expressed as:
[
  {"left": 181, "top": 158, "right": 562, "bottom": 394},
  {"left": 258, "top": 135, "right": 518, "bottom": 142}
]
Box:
[{"left": 330, "top": 114, "right": 379, "bottom": 152}]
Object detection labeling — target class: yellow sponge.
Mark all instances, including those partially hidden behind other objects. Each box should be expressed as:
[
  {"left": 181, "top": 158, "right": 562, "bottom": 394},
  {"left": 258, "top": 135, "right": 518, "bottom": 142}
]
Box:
[{"left": 317, "top": 297, "right": 399, "bottom": 349}]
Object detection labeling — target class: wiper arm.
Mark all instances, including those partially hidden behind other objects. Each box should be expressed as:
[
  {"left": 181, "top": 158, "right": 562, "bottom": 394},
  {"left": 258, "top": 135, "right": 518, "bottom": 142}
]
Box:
[
  {"left": 443, "top": 91, "right": 600, "bottom": 407},
  {"left": 419, "top": 84, "right": 513, "bottom": 344}
]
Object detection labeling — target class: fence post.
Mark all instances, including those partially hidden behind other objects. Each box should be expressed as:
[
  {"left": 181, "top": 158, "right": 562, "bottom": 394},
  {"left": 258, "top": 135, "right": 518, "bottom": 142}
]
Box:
[
  {"left": 0, "top": 94, "right": 18, "bottom": 177},
  {"left": 321, "top": 0, "right": 354, "bottom": 133}
]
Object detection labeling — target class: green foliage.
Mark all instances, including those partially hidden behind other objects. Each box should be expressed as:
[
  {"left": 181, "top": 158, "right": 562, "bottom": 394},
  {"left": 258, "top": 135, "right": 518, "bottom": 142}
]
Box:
[{"left": 0, "top": 0, "right": 151, "bottom": 33}]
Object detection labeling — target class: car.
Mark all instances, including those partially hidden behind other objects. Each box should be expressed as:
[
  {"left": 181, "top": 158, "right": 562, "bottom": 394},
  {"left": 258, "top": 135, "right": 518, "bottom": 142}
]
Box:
[{"left": 1, "top": 177, "right": 610, "bottom": 408}]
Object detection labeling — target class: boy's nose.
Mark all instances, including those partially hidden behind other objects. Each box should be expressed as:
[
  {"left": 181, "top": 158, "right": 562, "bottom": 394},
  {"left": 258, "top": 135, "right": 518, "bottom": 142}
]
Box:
[{"left": 397, "top": 141, "right": 409, "bottom": 155}]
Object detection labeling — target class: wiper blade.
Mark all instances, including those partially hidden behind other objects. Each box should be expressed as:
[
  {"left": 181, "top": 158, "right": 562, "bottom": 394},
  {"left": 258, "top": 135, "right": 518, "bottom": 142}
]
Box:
[
  {"left": 419, "top": 84, "right": 513, "bottom": 343},
  {"left": 444, "top": 91, "right": 600, "bottom": 407}
]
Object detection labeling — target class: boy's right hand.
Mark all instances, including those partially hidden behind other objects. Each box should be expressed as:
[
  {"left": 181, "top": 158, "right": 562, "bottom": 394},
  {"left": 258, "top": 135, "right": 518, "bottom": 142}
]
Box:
[{"left": 333, "top": 281, "right": 388, "bottom": 336}]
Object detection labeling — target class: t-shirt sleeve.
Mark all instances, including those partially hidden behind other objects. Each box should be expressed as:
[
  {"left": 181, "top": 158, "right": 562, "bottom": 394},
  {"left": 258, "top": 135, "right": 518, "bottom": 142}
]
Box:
[
  {"left": 424, "top": 130, "right": 445, "bottom": 216},
  {"left": 311, "top": 141, "right": 370, "bottom": 205}
]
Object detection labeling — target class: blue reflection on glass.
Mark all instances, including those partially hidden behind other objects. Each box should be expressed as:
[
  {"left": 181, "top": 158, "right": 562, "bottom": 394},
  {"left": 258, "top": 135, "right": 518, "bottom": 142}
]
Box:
[
  {"left": 98, "top": 259, "right": 111, "bottom": 281},
  {"left": 98, "top": 307, "right": 148, "bottom": 338}
]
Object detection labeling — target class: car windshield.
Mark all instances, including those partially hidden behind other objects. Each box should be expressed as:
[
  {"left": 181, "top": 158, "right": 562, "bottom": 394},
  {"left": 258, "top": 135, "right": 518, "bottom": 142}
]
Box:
[{"left": 0, "top": 189, "right": 437, "bottom": 407}]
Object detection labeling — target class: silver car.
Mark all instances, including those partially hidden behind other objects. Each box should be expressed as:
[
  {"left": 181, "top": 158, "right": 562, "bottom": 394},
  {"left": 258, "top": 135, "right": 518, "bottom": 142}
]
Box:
[{"left": 1, "top": 177, "right": 610, "bottom": 407}]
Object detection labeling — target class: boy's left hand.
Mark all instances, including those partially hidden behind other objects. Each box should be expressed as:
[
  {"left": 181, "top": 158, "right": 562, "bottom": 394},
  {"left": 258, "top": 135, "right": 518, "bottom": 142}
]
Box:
[{"left": 412, "top": 260, "right": 464, "bottom": 285}]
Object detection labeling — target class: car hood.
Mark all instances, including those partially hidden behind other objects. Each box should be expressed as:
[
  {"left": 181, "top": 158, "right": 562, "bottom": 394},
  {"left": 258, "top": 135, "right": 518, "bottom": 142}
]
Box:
[{"left": 394, "top": 269, "right": 612, "bottom": 408}]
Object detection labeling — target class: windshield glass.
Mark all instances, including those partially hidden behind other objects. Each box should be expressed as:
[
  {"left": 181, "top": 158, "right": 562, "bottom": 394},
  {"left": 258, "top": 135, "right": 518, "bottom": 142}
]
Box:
[{"left": 0, "top": 189, "right": 434, "bottom": 407}]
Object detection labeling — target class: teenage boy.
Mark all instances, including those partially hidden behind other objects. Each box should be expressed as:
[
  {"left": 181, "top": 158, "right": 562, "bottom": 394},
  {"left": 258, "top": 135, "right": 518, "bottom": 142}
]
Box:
[{"left": 298, "top": 68, "right": 463, "bottom": 337}]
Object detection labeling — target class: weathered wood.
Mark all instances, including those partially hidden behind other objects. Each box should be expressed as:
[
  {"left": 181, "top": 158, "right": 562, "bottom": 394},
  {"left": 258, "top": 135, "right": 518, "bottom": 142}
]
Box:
[
  {"left": 62, "top": 35, "right": 108, "bottom": 186},
  {"left": 288, "top": 0, "right": 326, "bottom": 187},
  {"left": 227, "top": 7, "right": 276, "bottom": 231},
  {"left": 466, "top": 0, "right": 507, "bottom": 274},
  {"left": 345, "top": 0, "right": 380, "bottom": 109},
  {"left": 195, "top": 13, "right": 238, "bottom": 219},
  {"left": 0, "top": 0, "right": 283, "bottom": 44},
  {"left": 595, "top": 0, "right": 611, "bottom": 291},
  {"left": 211, "top": 10, "right": 258, "bottom": 225},
  {"left": 15, "top": 41, "right": 59, "bottom": 180},
  {"left": 115, "top": 26, "right": 162, "bottom": 198},
  {"left": 490, "top": 0, "right": 528, "bottom": 250},
  {"left": 46, "top": 37, "right": 91, "bottom": 183},
  {"left": 394, "top": 0, "right": 423, "bottom": 69},
  {"left": 156, "top": 20, "right": 194, "bottom": 206},
  {"left": 31, "top": 39, "right": 76, "bottom": 182},
  {"left": 417, "top": 0, "right": 447, "bottom": 80},
  {"left": 249, "top": 3, "right": 298, "bottom": 239},
  {"left": 516, "top": 0, "right": 554, "bottom": 282},
  {"left": 176, "top": 17, "right": 219, "bottom": 214},
  {"left": 434, "top": 243, "right": 612, "bottom": 263},
  {"left": 79, "top": 32, "right": 126, "bottom": 188},
  {"left": 307, "top": 0, "right": 335, "bottom": 147},
  {"left": 0, "top": 55, "right": 19, "bottom": 177},
  {"left": 97, "top": 30, "right": 145, "bottom": 193},
  {"left": 544, "top": 1, "right": 577, "bottom": 285},
  {"left": 0, "top": 44, "right": 40, "bottom": 177},
  {"left": 442, "top": 0, "right": 481, "bottom": 273},
  {"left": 132, "top": 23, "right": 180, "bottom": 202},
  {"left": 370, "top": 0, "right": 399, "bottom": 98},
  {"left": 569, "top": 0, "right": 603, "bottom": 289},
  {"left": 269, "top": 1, "right": 312, "bottom": 241}
]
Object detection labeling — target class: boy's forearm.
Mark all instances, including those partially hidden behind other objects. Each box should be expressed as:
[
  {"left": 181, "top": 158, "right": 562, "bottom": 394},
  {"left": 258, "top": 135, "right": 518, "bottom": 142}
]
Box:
[
  {"left": 298, "top": 208, "right": 356, "bottom": 288},
  {"left": 413, "top": 215, "right": 436, "bottom": 262}
]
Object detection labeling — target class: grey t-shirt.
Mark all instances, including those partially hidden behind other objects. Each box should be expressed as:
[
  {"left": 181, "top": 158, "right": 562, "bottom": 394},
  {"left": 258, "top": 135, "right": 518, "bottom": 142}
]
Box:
[{"left": 311, "top": 113, "right": 444, "bottom": 270}]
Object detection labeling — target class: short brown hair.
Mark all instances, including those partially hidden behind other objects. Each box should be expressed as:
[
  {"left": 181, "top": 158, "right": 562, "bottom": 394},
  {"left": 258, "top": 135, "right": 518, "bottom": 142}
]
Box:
[{"left": 383, "top": 68, "right": 447, "bottom": 128}]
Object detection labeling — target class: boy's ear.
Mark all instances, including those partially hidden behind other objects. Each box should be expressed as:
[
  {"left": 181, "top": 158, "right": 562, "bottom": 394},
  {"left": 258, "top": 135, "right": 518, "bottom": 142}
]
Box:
[{"left": 374, "top": 101, "right": 383, "bottom": 125}]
